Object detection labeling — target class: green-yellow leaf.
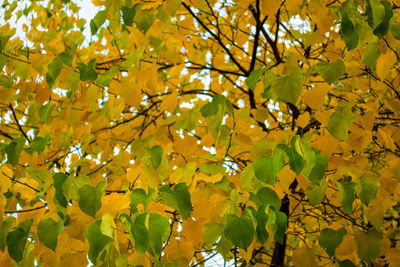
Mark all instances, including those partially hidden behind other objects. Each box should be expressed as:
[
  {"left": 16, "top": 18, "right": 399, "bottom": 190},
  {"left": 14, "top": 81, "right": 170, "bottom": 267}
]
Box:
[
  {"left": 327, "top": 103, "right": 355, "bottom": 141},
  {"left": 6, "top": 219, "right": 32, "bottom": 262},
  {"left": 355, "top": 229, "right": 383, "bottom": 262},
  {"left": 85, "top": 220, "right": 113, "bottom": 265},
  {"left": 314, "top": 60, "right": 345, "bottom": 84},
  {"left": 37, "top": 218, "right": 63, "bottom": 251},
  {"left": 318, "top": 227, "right": 346, "bottom": 257},
  {"left": 224, "top": 214, "right": 254, "bottom": 250},
  {"left": 272, "top": 68, "right": 303, "bottom": 104}
]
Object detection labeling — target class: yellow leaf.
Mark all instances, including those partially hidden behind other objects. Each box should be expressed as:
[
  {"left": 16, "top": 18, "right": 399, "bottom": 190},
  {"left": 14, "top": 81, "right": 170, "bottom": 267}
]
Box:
[
  {"left": 0, "top": 166, "right": 12, "bottom": 192},
  {"left": 261, "top": 0, "right": 280, "bottom": 17},
  {"left": 182, "top": 218, "right": 203, "bottom": 248},
  {"left": 292, "top": 247, "right": 317, "bottom": 267},
  {"left": 30, "top": 53, "right": 48, "bottom": 73},
  {"left": 377, "top": 128, "right": 396, "bottom": 151},
  {"left": 315, "top": 109, "right": 332, "bottom": 126},
  {"left": 253, "top": 107, "right": 269, "bottom": 123},
  {"left": 66, "top": 204, "right": 94, "bottom": 241},
  {"left": 0, "top": 251, "right": 13, "bottom": 266},
  {"left": 35, "top": 83, "right": 51, "bottom": 105},
  {"left": 348, "top": 124, "right": 372, "bottom": 153},
  {"left": 335, "top": 234, "right": 358, "bottom": 263},
  {"left": 285, "top": 0, "right": 303, "bottom": 13},
  {"left": 160, "top": 91, "right": 178, "bottom": 113},
  {"left": 296, "top": 112, "right": 310, "bottom": 128},
  {"left": 385, "top": 248, "right": 400, "bottom": 267},
  {"left": 115, "top": 77, "right": 142, "bottom": 107},
  {"left": 100, "top": 193, "right": 130, "bottom": 217},
  {"left": 304, "top": 84, "right": 329, "bottom": 110},
  {"left": 236, "top": 0, "right": 254, "bottom": 10},
  {"left": 315, "top": 7, "right": 334, "bottom": 33},
  {"left": 13, "top": 178, "right": 39, "bottom": 203},
  {"left": 376, "top": 50, "right": 396, "bottom": 79},
  {"left": 170, "top": 162, "right": 196, "bottom": 184},
  {"left": 92, "top": 0, "right": 105, "bottom": 6}
]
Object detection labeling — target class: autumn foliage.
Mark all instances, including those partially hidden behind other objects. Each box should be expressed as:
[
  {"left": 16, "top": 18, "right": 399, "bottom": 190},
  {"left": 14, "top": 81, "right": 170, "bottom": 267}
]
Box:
[{"left": 0, "top": 0, "right": 400, "bottom": 266}]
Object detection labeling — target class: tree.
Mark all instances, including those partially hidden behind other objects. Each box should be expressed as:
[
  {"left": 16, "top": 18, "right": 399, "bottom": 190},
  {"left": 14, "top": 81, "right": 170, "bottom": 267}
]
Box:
[{"left": 0, "top": 0, "right": 399, "bottom": 266}]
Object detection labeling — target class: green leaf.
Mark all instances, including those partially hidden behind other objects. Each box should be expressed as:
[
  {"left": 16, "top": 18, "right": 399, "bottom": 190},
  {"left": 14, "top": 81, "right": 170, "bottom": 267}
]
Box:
[
  {"left": 148, "top": 213, "right": 170, "bottom": 256},
  {"left": 85, "top": 220, "right": 113, "bottom": 265},
  {"left": 121, "top": 5, "right": 138, "bottom": 27},
  {"left": 306, "top": 179, "right": 328, "bottom": 205},
  {"left": 318, "top": 227, "right": 346, "bottom": 257},
  {"left": 203, "top": 222, "right": 223, "bottom": 246},
  {"left": 0, "top": 54, "right": 7, "bottom": 71},
  {"left": 391, "top": 22, "right": 400, "bottom": 40},
  {"left": 130, "top": 213, "right": 149, "bottom": 255},
  {"left": 272, "top": 68, "right": 303, "bottom": 104},
  {"left": 365, "top": 0, "right": 385, "bottom": 29},
  {"left": 337, "top": 181, "right": 357, "bottom": 213},
  {"left": 134, "top": 8, "right": 154, "bottom": 33},
  {"left": 252, "top": 206, "right": 269, "bottom": 244},
  {"left": 0, "top": 217, "right": 15, "bottom": 251},
  {"left": 0, "top": 36, "right": 10, "bottom": 51},
  {"left": 256, "top": 187, "right": 281, "bottom": 209},
  {"left": 78, "top": 185, "right": 99, "bottom": 217},
  {"left": 0, "top": 75, "right": 12, "bottom": 88},
  {"left": 314, "top": 60, "right": 345, "bottom": 84},
  {"left": 341, "top": 13, "right": 355, "bottom": 36},
  {"left": 216, "top": 236, "right": 233, "bottom": 259},
  {"left": 78, "top": 181, "right": 105, "bottom": 218},
  {"left": 158, "top": 183, "right": 192, "bottom": 220},
  {"left": 56, "top": 52, "right": 73, "bottom": 67},
  {"left": 272, "top": 210, "right": 287, "bottom": 244},
  {"left": 90, "top": 10, "right": 107, "bottom": 35},
  {"left": 144, "top": 145, "right": 163, "bottom": 169},
  {"left": 327, "top": 103, "right": 355, "bottom": 141},
  {"left": 200, "top": 94, "right": 228, "bottom": 118},
  {"left": 362, "top": 42, "right": 380, "bottom": 69},
  {"left": 252, "top": 149, "right": 284, "bottom": 185},
  {"left": 53, "top": 173, "right": 69, "bottom": 208},
  {"left": 213, "top": 176, "right": 230, "bottom": 192},
  {"left": 357, "top": 172, "right": 380, "bottom": 206},
  {"left": 39, "top": 103, "right": 54, "bottom": 124},
  {"left": 341, "top": 21, "right": 360, "bottom": 50},
  {"left": 338, "top": 260, "right": 356, "bottom": 267},
  {"left": 198, "top": 163, "right": 226, "bottom": 175},
  {"left": 373, "top": 1, "right": 393, "bottom": 38},
  {"left": 307, "top": 150, "right": 329, "bottom": 184},
  {"left": 5, "top": 137, "right": 24, "bottom": 166},
  {"left": 276, "top": 136, "right": 305, "bottom": 175},
  {"left": 246, "top": 69, "right": 264, "bottom": 91},
  {"left": 340, "top": 1, "right": 360, "bottom": 50},
  {"left": 224, "top": 214, "right": 254, "bottom": 250},
  {"left": 130, "top": 188, "right": 155, "bottom": 211},
  {"left": 26, "top": 135, "right": 50, "bottom": 154},
  {"left": 6, "top": 219, "right": 32, "bottom": 262},
  {"left": 77, "top": 59, "right": 98, "bottom": 82},
  {"left": 301, "top": 141, "right": 329, "bottom": 185},
  {"left": 96, "top": 67, "right": 119, "bottom": 86},
  {"left": 355, "top": 229, "right": 383, "bottom": 262},
  {"left": 67, "top": 71, "right": 80, "bottom": 90},
  {"left": 37, "top": 218, "right": 63, "bottom": 251},
  {"left": 46, "top": 53, "right": 73, "bottom": 88}
]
